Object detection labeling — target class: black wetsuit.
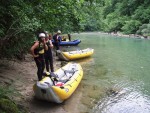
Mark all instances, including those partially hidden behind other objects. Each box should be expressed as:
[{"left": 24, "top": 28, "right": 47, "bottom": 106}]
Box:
[
  {"left": 34, "top": 42, "right": 45, "bottom": 81},
  {"left": 44, "top": 40, "right": 54, "bottom": 72}
]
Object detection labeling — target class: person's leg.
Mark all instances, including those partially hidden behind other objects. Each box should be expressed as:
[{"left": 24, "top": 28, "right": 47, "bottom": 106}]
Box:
[
  {"left": 49, "top": 51, "right": 54, "bottom": 72},
  {"left": 38, "top": 64, "right": 42, "bottom": 81},
  {"left": 45, "top": 56, "right": 49, "bottom": 72},
  {"left": 40, "top": 59, "right": 45, "bottom": 80},
  {"left": 55, "top": 43, "right": 59, "bottom": 56},
  {"left": 34, "top": 58, "right": 42, "bottom": 81},
  {"left": 57, "top": 43, "right": 60, "bottom": 50},
  {"left": 49, "top": 58, "right": 54, "bottom": 72},
  {"left": 54, "top": 43, "right": 58, "bottom": 56}
]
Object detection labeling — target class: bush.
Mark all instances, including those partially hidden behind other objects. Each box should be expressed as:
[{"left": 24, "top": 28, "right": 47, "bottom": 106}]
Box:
[
  {"left": 122, "top": 20, "right": 141, "bottom": 34},
  {"left": 137, "top": 23, "right": 150, "bottom": 36}
]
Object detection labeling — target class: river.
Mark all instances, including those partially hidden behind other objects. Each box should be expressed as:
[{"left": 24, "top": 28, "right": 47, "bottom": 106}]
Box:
[{"left": 61, "top": 32, "right": 150, "bottom": 113}]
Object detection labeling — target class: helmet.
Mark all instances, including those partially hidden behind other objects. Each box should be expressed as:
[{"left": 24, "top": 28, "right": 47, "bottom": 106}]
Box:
[
  {"left": 57, "top": 30, "right": 61, "bottom": 34},
  {"left": 39, "top": 33, "right": 46, "bottom": 38},
  {"left": 45, "top": 31, "right": 48, "bottom": 34}
]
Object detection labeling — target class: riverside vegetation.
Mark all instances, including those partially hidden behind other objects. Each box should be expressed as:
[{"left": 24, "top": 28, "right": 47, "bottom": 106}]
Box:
[{"left": 1, "top": 0, "right": 150, "bottom": 112}]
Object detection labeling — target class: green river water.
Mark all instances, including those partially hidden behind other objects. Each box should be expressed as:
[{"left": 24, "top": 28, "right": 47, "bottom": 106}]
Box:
[{"left": 62, "top": 32, "right": 150, "bottom": 113}]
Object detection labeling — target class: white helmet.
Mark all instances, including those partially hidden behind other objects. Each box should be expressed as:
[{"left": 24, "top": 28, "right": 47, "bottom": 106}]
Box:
[
  {"left": 39, "top": 33, "right": 46, "bottom": 37},
  {"left": 57, "top": 30, "right": 61, "bottom": 34}
]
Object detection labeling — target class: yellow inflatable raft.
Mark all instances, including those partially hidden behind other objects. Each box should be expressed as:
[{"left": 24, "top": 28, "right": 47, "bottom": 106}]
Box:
[
  {"left": 57, "top": 48, "right": 94, "bottom": 61},
  {"left": 33, "top": 62, "right": 83, "bottom": 103}
]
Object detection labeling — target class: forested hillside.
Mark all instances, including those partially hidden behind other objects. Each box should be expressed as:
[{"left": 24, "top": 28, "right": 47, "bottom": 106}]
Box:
[
  {"left": 80, "top": 0, "right": 150, "bottom": 35},
  {"left": 0, "top": 0, "right": 150, "bottom": 59}
]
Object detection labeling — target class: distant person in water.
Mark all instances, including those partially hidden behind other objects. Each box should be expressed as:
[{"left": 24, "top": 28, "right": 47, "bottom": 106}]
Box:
[
  {"left": 44, "top": 31, "right": 54, "bottom": 72},
  {"left": 53, "top": 30, "right": 62, "bottom": 55},
  {"left": 30, "top": 33, "right": 48, "bottom": 81}
]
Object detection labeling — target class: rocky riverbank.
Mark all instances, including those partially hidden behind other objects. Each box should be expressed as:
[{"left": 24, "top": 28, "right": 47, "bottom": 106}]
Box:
[{"left": 100, "top": 31, "right": 150, "bottom": 39}]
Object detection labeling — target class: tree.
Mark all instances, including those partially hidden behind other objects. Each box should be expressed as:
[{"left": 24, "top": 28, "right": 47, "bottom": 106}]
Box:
[
  {"left": 0, "top": 0, "right": 84, "bottom": 59},
  {"left": 122, "top": 20, "right": 141, "bottom": 34}
]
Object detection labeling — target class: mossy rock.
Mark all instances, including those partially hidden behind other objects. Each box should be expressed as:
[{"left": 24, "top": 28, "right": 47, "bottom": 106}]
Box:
[{"left": 0, "top": 98, "right": 20, "bottom": 113}]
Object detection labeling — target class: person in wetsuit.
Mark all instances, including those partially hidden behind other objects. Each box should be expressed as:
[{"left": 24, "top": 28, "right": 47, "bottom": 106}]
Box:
[
  {"left": 30, "top": 33, "right": 48, "bottom": 81},
  {"left": 44, "top": 32, "right": 54, "bottom": 72},
  {"left": 53, "top": 30, "right": 62, "bottom": 51}
]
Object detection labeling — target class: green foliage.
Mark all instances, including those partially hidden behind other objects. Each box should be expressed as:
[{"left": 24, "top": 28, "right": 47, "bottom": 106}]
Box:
[
  {"left": 79, "top": 0, "right": 150, "bottom": 34},
  {"left": 98, "top": 0, "right": 150, "bottom": 34},
  {"left": 0, "top": 87, "right": 27, "bottom": 113},
  {"left": 0, "top": 0, "right": 83, "bottom": 59},
  {"left": 122, "top": 20, "right": 141, "bottom": 34},
  {"left": 79, "top": 0, "right": 104, "bottom": 31},
  {"left": 132, "top": 5, "right": 150, "bottom": 23},
  {"left": 0, "top": 88, "right": 10, "bottom": 99},
  {"left": 137, "top": 23, "right": 150, "bottom": 36},
  {"left": 1, "top": 0, "right": 150, "bottom": 59},
  {"left": 0, "top": 98, "right": 20, "bottom": 113},
  {"left": 102, "top": 13, "right": 128, "bottom": 32}
]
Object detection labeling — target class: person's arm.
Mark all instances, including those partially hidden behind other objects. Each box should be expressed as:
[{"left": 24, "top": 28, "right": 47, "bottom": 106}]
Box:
[
  {"left": 49, "top": 40, "right": 53, "bottom": 48},
  {"left": 30, "top": 41, "right": 39, "bottom": 58},
  {"left": 58, "top": 36, "right": 62, "bottom": 42},
  {"left": 43, "top": 39, "right": 48, "bottom": 50},
  {"left": 56, "top": 35, "right": 59, "bottom": 42}
]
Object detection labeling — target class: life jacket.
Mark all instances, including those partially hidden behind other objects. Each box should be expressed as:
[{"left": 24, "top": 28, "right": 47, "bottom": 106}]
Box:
[{"left": 34, "top": 42, "right": 45, "bottom": 56}]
